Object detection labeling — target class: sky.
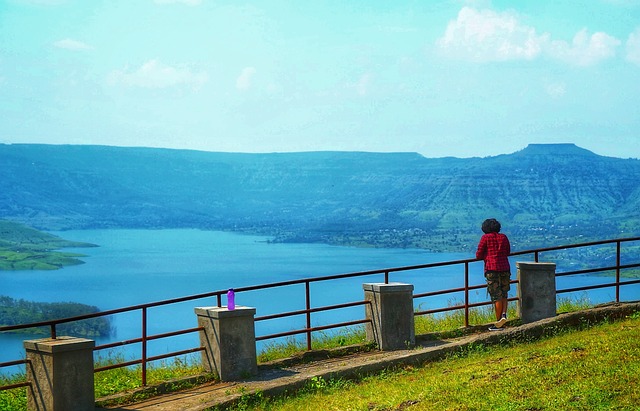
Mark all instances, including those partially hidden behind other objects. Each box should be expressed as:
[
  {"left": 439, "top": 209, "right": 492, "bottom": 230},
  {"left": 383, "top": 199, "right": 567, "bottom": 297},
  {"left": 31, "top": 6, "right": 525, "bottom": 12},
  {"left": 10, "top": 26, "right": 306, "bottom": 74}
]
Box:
[{"left": 1, "top": 0, "right": 639, "bottom": 159}]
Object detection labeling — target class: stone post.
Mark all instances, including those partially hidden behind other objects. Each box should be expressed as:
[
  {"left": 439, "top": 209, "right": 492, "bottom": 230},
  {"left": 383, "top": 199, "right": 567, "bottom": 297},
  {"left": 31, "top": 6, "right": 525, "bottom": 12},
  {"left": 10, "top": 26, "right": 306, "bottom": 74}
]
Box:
[
  {"left": 363, "top": 282, "right": 415, "bottom": 350},
  {"left": 24, "top": 336, "right": 95, "bottom": 411},
  {"left": 194, "top": 306, "right": 257, "bottom": 381},
  {"left": 517, "top": 262, "right": 557, "bottom": 323}
]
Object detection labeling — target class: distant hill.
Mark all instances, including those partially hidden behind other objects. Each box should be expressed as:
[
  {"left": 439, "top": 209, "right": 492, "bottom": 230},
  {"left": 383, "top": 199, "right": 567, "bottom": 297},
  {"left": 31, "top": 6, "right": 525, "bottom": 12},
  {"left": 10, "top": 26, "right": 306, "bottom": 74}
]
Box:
[
  {"left": 0, "top": 220, "right": 95, "bottom": 270},
  {"left": 1, "top": 143, "right": 639, "bottom": 252},
  {"left": 0, "top": 295, "right": 111, "bottom": 336}
]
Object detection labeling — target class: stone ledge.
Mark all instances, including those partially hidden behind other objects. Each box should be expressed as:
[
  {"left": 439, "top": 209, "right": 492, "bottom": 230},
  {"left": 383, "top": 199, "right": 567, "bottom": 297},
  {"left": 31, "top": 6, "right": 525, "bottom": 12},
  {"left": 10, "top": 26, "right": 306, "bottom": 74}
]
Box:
[{"left": 24, "top": 336, "right": 95, "bottom": 354}]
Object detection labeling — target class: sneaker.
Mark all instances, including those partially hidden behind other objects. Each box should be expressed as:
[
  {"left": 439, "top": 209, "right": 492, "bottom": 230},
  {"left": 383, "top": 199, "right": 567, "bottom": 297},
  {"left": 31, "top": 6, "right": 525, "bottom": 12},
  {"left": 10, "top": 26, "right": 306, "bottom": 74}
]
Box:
[
  {"left": 488, "top": 326, "right": 504, "bottom": 331},
  {"left": 495, "top": 316, "right": 507, "bottom": 328}
]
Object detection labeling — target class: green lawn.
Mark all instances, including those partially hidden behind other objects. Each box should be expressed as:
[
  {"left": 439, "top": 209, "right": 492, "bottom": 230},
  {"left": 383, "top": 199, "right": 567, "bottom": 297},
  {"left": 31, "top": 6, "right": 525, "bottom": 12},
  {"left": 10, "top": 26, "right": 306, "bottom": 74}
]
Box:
[
  {"left": 224, "top": 313, "right": 640, "bottom": 411},
  {"left": 3, "top": 303, "right": 637, "bottom": 410}
]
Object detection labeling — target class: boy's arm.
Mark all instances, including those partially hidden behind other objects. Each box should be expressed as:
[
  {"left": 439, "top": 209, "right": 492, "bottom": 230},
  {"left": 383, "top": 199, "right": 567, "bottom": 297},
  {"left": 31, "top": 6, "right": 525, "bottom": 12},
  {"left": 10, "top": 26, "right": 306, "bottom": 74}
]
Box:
[{"left": 476, "top": 236, "right": 487, "bottom": 260}]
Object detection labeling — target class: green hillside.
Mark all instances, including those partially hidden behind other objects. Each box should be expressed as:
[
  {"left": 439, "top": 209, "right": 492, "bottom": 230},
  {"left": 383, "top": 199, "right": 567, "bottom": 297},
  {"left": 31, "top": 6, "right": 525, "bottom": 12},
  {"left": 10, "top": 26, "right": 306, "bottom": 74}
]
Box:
[
  {"left": 0, "top": 295, "right": 111, "bottom": 336},
  {"left": 0, "top": 220, "right": 95, "bottom": 270},
  {"left": 1, "top": 143, "right": 639, "bottom": 254}
]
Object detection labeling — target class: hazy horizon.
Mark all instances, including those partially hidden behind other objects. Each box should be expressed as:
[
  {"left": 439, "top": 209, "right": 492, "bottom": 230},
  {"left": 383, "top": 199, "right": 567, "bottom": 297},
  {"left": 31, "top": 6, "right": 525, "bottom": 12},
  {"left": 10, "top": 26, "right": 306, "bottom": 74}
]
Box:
[
  {"left": 3, "top": 141, "right": 632, "bottom": 160},
  {"left": 1, "top": 1, "right": 639, "bottom": 159}
]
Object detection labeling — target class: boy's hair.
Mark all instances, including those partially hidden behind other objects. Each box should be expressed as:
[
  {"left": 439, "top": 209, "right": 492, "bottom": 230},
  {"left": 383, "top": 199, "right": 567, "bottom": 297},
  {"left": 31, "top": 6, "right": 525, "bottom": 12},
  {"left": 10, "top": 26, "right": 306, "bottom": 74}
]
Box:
[{"left": 481, "top": 218, "right": 501, "bottom": 234}]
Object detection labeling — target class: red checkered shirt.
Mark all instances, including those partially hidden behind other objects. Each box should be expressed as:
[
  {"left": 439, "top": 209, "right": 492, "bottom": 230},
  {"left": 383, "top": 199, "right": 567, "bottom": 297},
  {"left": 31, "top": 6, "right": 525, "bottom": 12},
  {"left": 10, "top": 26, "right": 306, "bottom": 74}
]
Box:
[{"left": 476, "top": 232, "right": 511, "bottom": 272}]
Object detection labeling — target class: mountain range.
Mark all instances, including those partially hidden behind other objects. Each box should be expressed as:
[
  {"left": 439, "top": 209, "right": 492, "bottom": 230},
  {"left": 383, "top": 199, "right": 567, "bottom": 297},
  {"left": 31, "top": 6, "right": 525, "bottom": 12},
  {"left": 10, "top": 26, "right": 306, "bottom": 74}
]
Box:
[{"left": 1, "top": 143, "right": 639, "bottom": 252}]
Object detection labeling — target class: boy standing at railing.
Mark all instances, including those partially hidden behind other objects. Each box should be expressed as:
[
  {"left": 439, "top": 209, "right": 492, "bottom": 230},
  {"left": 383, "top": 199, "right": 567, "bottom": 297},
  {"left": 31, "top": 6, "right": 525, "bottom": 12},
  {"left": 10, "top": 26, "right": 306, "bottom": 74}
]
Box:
[{"left": 476, "top": 218, "right": 511, "bottom": 331}]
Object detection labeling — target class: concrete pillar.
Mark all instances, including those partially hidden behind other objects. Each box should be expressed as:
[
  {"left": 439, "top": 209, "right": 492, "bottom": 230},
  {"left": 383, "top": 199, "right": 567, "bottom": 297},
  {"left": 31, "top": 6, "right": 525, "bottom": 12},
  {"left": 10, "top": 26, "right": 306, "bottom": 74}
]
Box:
[
  {"left": 24, "top": 336, "right": 95, "bottom": 411},
  {"left": 517, "top": 262, "right": 557, "bottom": 323},
  {"left": 194, "top": 306, "right": 257, "bottom": 381},
  {"left": 363, "top": 283, "right": 415, "bottom": 350}
]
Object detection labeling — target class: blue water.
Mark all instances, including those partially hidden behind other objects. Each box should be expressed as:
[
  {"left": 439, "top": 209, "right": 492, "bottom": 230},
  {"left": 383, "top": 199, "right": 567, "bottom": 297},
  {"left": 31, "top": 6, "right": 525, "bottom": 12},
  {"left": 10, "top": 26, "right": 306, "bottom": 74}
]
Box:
[
  {"left": 0, "top": 229, "right": 635, "bottom": 374},
  {"left": 0, "top": 229, "right": 468, "bottom": 367}
]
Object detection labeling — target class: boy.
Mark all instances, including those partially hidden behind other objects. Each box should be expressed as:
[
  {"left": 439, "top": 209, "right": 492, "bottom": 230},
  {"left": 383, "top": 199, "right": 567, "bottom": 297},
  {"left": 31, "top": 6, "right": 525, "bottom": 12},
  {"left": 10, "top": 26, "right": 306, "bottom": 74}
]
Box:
[{"left": 476, "top": 218, "right": 511, "bottom": 331}]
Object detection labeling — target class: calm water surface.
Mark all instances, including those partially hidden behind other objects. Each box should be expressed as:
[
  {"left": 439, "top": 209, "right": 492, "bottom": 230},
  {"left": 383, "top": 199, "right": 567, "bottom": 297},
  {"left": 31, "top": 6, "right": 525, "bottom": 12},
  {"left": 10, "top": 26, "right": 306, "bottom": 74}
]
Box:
[
  {"left": 0, "top": 229, "right": 631, "bottom": 370},
  {"left": 0, "top": 229, "right": 470, "bottom": 366}
]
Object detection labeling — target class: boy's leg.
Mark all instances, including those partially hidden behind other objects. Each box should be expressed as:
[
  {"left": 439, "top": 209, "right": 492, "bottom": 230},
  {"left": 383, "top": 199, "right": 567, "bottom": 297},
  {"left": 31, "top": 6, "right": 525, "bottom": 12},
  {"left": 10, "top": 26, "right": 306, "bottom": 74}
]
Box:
[
  {"left": 494, "top": 299, "right": 504, "bottom": 321},
  {"left": 494, "top": 298, "right": 508, "bottom": 327},
  {"left": 498, "top": 272, "right": 510, "bottom": 318},
  {"left": 486, "top": 272, "right": 508, "bottom": 328}
]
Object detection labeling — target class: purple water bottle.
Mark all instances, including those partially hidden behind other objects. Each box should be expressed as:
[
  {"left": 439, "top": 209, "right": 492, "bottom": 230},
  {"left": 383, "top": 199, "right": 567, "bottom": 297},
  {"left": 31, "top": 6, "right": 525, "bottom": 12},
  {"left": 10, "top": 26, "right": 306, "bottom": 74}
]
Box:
[{"left": 227, "top": 288, "right": 235, "bottom": 310}]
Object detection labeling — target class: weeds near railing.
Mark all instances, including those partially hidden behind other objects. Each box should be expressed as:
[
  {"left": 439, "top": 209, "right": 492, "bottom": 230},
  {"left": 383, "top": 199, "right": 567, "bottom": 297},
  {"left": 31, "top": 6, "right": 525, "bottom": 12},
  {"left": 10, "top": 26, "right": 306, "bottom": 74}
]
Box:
[
  {"left": 93, "top": 352, "right": 205, "bottom": 399},
  {"left": 257, "top": 327, "right": 369, "bottom": 363},
  {"left": 0, "top": 374, "right": 27, "bottom": 410}
]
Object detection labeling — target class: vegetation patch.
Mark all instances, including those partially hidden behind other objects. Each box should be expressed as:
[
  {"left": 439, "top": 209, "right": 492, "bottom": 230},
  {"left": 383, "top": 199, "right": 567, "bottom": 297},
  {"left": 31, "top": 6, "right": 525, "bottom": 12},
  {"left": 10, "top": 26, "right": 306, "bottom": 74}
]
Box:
[
  {"left": 217, "top": 311, "right": 640, "bottom": 411},
  {"left": 94, "top": 353, "right": 208, "bottom": 406},
  {"left": 0, "top": 296, "right": 111, "bottom": 337},
  {"left": 0, "top": 299, "right": 630, "bottom": 410},
  {"left": 258, "top": 328, "right": 369, "bottom": 363},
  {"left": 0, "top": 220, "right": 96, "bottom": 271}
]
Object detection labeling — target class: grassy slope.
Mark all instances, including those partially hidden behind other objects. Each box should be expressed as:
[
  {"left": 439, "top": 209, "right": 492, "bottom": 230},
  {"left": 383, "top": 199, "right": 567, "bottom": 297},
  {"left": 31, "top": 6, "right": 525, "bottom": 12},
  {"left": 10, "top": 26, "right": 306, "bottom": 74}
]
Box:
[
  {"left": 0, "top": 220, "right": 95, "bottom": 270},
  {"left": 2, "top": 304, "right": 636, "bottom": 410},
  {"left": 227, "top": 314, "right": 640, "bottom": 411}
]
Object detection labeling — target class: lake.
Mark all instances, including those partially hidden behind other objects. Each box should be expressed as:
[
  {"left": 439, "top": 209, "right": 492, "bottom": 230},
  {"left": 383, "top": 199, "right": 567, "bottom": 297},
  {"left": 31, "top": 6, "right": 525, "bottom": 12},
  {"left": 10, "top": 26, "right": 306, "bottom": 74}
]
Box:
[{"left": 0, "top": 229, "right": 630, "bottom": 371}]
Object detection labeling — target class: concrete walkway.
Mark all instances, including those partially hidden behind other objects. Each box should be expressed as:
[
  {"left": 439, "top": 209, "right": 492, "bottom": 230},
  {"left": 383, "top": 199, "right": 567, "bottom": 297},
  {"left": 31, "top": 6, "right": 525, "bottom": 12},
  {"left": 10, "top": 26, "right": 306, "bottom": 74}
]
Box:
[{"left": 96, "top": 302, "right": 639, "bottom": 411}]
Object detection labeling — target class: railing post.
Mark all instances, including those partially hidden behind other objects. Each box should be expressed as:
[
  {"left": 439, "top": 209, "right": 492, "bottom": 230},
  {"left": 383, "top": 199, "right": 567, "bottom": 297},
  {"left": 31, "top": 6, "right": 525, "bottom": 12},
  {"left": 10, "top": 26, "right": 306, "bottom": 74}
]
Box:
[
  {"left": 516, "top": 262, "right": 557, "bottom": 323},
  {"left": 305, "top": 281, "right": 312, "bottom": 351},
  {"left": 616, "top": 240, "right": 621, "bottom": 302},
  {"left": 194, "top": 306, "right": 257, "bottom": 381},
  {"left": 464, "top": 262, "right": 470, "bottom": 327},
  {"left": 141, "top": 307, "right": 148, "bottom": 386},
  {"left": 363, "top": 282, "right": 415, "bottom": 350},
  {"left": 24, "top": 336, "right": 95, "bottom": 411}
]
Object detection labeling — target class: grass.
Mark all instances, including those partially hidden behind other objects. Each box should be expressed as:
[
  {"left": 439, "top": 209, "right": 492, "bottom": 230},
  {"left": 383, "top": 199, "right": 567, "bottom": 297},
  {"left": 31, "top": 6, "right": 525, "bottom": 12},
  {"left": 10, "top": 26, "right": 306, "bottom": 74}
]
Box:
[
  {"left": 0, "top": 296, "right": 607, "bottom": 410},
  {"left": 93, "top": 353, "right": 205, "bottom": 399},
  {"left": 0, "top": 375, "right": 27, "bottom": 411},
  {"left": 255, "top": 297, "right": 532, "bottom": 363},
  {"left": 220, "top": 311, "right": 640, "bottom": 411},
  {"left": 414, "top": 303, "right": 515, "bottom": 335},
  {"left": 257, "top": 327, "right": 370, "bottom": 363}
]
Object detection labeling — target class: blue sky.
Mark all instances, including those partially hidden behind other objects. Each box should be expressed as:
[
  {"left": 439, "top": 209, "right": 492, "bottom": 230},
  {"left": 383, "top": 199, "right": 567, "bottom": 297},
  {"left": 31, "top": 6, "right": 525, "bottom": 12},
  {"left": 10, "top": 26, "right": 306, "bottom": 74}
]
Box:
[{"left": 1, "top": 0, "right": 639, "bottom": 158}]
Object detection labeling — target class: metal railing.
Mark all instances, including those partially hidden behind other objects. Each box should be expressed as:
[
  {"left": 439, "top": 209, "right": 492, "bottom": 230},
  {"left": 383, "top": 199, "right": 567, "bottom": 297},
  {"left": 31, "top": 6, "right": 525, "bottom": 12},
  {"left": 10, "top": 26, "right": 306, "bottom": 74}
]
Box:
[{"left": 1, "top": 236, "right": 639, "bottom": 392}]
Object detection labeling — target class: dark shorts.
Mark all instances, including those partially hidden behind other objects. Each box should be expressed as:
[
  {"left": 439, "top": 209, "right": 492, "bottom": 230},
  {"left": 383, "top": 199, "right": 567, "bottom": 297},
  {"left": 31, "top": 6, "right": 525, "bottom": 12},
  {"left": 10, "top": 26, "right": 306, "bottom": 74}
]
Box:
[{"left": 485, "top": 270, "right": 511, "bottom": 302}]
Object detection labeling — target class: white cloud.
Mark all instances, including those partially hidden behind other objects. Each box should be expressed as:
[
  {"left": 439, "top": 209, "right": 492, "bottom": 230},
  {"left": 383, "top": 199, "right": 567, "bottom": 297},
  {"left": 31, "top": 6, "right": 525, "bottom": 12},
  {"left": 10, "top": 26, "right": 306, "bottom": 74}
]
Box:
[
  {"left": 53, "top": 38, "right": 92, "bottom": 51},
  {"left": 236, "top": 67, "right": 256, "bottom": 91},
  {"left": 153, "top": 0, "right": 201, "bottom": 5},
  {"left": 351, "top": 73, "right": 374, "bottom": 96},
  {"left": 437, "top": 7, "right": 621, "bottom": 66},
  {"left": 436, "top": 7, "right": 546, "bottom": 62},
  {"left": 548, "top": 29, "right": 620, "bottom": 66},
  {"left": 544, "top": 81, "right": 566, "bottom": 99},
  {"left": 625, "top": 28, "right": 640, "bottom": 65},
  {"left": 107, "top": 59, "right": 208, "bottom": 89}
]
